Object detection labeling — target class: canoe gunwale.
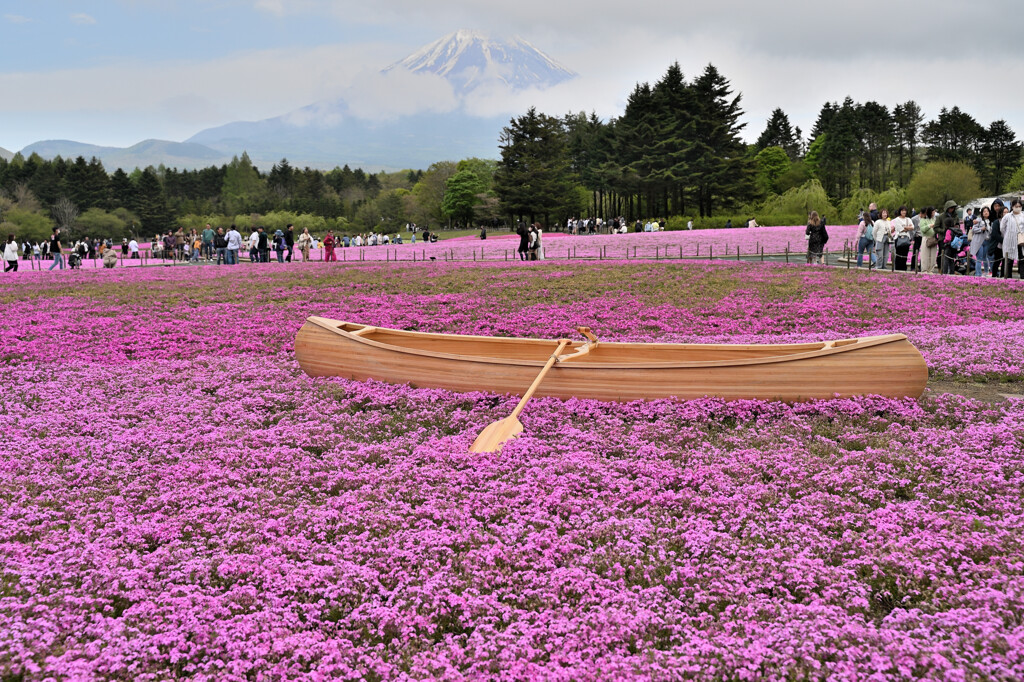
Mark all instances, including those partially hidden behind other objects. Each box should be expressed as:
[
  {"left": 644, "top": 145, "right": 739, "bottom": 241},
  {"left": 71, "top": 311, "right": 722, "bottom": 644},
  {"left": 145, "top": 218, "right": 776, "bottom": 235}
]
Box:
[{"left": 303, "top": 317, "right": 911, "bottom": 370}]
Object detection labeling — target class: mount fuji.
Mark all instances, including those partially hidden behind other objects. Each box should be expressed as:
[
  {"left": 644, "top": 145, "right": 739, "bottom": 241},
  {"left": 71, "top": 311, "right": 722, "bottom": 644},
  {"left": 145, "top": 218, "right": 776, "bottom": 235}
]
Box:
[
  {"left": 184, "top": 30, "right": 578, "bottom": 170},
  {"left": 384, "top": 29, "right": 576, "bottom": 94}
]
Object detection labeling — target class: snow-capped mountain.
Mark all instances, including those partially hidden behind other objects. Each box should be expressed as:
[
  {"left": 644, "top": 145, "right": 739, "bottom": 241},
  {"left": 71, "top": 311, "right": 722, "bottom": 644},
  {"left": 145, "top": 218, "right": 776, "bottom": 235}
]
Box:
[{"left": 385, "top": 29, "right": 577, "bottom": 93}]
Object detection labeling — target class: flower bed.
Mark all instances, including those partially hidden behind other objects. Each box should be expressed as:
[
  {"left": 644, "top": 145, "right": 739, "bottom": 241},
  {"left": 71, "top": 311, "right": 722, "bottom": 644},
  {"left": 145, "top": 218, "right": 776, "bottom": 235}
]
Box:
[{"left": 1, "top": 261, "right": 1022, "bottom": 680}]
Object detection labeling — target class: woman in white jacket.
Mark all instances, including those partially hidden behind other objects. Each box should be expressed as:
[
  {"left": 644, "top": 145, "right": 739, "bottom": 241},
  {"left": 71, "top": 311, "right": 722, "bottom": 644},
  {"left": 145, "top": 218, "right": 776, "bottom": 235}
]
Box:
[
  {"left": 1001, "top": 198, "right": 1023, "bottom": 279},
  {"left": 872, "top": 209, "right": 893, "bottom": 269},
  {"left": 890, "top": 206, "right": 915, "bottom": 271},
  {"left": 4, "top": 234, "right": 20, "bottom": 272}
]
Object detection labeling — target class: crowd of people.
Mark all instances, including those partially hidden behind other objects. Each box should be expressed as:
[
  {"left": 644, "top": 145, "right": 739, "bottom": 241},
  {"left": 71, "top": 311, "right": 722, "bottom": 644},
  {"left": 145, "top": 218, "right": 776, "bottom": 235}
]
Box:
[
  {"left": 7, "top": 204, "right": 1022, "bottom": 278},
  {"left": 849, "top": 199, "right": 1023, "bottom": 277}
]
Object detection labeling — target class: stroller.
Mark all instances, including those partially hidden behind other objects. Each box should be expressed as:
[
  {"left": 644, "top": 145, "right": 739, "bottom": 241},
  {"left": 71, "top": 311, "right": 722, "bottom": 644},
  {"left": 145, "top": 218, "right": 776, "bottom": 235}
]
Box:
[
  {"left": 68, "top": 252, "right": 82, "bottom": 269},
  {"left": 947, "top": 232, "right": 970, "bottom": 275}
]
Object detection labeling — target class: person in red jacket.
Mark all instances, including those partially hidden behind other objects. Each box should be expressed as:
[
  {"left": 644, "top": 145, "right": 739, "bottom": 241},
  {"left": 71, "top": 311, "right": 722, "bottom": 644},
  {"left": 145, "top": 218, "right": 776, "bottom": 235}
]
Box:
[{"left": 323, "top": 231, "right": 336, "bottom": 262}]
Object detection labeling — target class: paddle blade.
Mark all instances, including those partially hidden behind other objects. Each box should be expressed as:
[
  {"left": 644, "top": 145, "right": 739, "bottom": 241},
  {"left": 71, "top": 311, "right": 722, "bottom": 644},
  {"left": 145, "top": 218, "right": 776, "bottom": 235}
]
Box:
[{"left": 469, "top": 416, "right": 524, "bottom": 453}]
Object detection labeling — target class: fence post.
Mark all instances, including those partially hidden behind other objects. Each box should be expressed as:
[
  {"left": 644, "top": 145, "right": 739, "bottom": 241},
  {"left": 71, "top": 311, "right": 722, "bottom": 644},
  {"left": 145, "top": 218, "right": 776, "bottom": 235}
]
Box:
[
  {"left": 709, "top": 245, "right": 713, "bottom": 260},
  {"left": 785, "top": 246, "right": 789, "bottom": 263}
]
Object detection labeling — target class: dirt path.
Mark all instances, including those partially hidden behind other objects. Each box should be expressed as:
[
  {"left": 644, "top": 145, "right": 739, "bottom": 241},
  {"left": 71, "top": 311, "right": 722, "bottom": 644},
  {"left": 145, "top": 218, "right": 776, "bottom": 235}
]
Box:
[{"left": 927, "top": 379, "right": 1024, "bottom": 403}]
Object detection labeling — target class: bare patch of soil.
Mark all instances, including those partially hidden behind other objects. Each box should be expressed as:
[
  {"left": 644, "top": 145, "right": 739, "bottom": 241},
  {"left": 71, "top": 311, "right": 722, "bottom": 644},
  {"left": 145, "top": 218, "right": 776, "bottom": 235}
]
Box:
[{"left": 926, "top": 379, "right": 1024, "bottom": 403}]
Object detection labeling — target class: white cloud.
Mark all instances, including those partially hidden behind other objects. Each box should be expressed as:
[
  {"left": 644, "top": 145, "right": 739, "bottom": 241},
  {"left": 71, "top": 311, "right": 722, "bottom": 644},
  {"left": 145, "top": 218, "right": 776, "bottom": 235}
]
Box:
[
  {"left": 4, "top": 14, "right": 31, "bottom": 23},
  {"left": 70, "top": 13, "right": 97, "bottom": 25},
  {"left": 343, "top": 67, "right": 458, "bottom": 120}
]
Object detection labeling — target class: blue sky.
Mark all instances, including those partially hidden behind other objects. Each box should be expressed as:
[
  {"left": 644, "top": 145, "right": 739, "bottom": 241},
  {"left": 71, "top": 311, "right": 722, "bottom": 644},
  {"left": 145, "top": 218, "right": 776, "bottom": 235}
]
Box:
[{"left": 2, "top": 1, "right": 1022, "bottom": 153}]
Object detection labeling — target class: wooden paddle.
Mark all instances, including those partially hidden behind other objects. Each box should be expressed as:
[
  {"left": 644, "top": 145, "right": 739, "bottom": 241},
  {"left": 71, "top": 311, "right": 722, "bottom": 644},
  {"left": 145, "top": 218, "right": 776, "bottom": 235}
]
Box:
[{"left": 469, "top": 339, "right": 571, "bottom": 453}]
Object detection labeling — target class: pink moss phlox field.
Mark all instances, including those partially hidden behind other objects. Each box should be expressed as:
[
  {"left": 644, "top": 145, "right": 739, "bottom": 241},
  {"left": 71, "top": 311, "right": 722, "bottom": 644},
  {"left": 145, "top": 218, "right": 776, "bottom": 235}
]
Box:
[
  {"left": 30, "top": 225, "right": 857, "bottom": 269},
  {"left": 1, "top": 261, "right": 1023, "bottom": 680}
]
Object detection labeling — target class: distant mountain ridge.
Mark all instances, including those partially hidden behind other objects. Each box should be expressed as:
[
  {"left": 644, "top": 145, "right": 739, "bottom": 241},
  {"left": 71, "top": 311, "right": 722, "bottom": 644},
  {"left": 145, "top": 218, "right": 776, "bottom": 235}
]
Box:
[
  {"left": 0, "top": 146, "right": 12, "bottom": 161},
  {"left": 16, "top": 30, "right": 577, "bottom": 171}
]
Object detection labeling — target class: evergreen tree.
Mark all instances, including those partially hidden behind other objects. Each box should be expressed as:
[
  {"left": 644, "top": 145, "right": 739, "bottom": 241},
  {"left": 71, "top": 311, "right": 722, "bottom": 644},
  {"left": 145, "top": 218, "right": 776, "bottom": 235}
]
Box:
[
  {"left": 649, "top": 62, "right": 695, "bottom": 216},
  {"left": 892, "top": 101, "right": 924, "bottom": 186},
  {"left": 614, "top": 82, "right": 659, "bottom": 217},
  {"left": 689, "top": 64, "right": 752, "bottom": 216},
  {"left": 756, "top": 108, "right": 801, "bottom": 160},
  {"left": 981, "top": 119, "right": 1022, "bottom": 194},
  {"left": 221, "top": 152, "right": 266, "bottom": 214},
  {"left": 110, "top": 168, "right": 136, "bottom": 212},
  {"left": 922, "top": 107, "right": 985, "bottom": 169},
  {"left": 858, "top": 101, "right": 894, "bottom": 190},
  {"left": 268, "top": 158, "right": 295, "bottom": 198},
  {"left": 494, "top": 107, "right": 576, "bottom": 225},
  {"left": 135, "top": 168, "right": 173, "bottom": 233}
]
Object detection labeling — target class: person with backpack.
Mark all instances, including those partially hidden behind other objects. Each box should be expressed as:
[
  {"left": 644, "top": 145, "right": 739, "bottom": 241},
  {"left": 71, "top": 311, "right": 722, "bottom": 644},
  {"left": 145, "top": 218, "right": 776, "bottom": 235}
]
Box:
[{"left": 855, "top": 210, "right": 875, "bottom": 267}]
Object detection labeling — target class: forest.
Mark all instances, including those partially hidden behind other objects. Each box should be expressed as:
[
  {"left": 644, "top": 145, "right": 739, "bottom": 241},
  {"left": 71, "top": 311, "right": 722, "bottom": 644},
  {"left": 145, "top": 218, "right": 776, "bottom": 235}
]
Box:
[{"left": 1, "top": 61, "right": 1022, "bottom": 243}]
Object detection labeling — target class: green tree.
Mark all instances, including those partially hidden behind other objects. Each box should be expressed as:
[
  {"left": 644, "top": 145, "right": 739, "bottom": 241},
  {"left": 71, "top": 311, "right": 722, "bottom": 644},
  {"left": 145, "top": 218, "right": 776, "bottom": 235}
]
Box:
[
  {"left": 755, "top": 108, "right": 801, "bottom": 160},
  {"left": 135, "top": 168, "right": 174, "bottom": 233},
  {"left": 442, "top": 169, "right": 487, "bottom": 226},
  {"left": 892, "top": 101, "right": 924, "bottom": 186},
  {"left": 409, "top": 161, "right": 457, "bottom": 227},
  {"left": 689, "top": 64, "right": 752, "bottom": 216},
  {"left": 1005, "top": 162, "right": 1024, "bottom": 193},
  {"left": 906, "top": 161, "right": 982, "bottom": 209},
  {"left": 981, "top": 120, "right": 1022, "bottom": 194},
  {"left": 754, "top": 146, "right": 791, "bottom": 195},
  {"left": 221, "top": 152, "right": 266, "bottom": 214},
  {"left": 922, "top": 107, "right": 985, "bottom": 168},
  {"left": 494, "top": 107, "right": 576, "bottom": 225}
]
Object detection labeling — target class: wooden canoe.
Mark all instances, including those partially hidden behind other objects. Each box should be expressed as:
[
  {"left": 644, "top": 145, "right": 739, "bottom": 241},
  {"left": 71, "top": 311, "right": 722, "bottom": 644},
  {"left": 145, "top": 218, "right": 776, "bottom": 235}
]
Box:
[{"left": 294, "top": 317, "right": 929, "bottom": 402}]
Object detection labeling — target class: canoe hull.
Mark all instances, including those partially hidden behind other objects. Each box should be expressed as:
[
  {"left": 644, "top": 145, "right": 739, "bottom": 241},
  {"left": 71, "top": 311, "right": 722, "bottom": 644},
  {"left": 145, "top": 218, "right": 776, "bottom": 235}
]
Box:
[{"left": 294, "top": 319, "right": 928, "bottom": 402}]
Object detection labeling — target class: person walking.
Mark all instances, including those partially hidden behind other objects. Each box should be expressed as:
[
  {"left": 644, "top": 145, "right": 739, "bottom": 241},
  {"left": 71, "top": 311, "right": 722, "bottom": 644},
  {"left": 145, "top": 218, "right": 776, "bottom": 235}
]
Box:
[
  {"left": 805, "top": 211, "right": 827, "bottom": 264},
  {"left": 891, "top": 206, "right": 915, "bottom": 271},
  {"left": 970, "top": 206, "right": 992, "bottom": 276},
  {"left": 516, "top": 222, "right": 529, "bottom": 261},
  {"left": 4, "top": 234, "right": 19, "bottom": 272},
  {"left": 284, "top": 224, "right": 295, "bottom": 262},
  {"left": 1001, "top": 198, "right": 1023, "bottom": 279},
  {"left": 872, "top": 209, "right": 892, "bottom": 269},
  {"left": 48, "top": 229, "right": 65, "bottom": 270},
  {"left": 225, "top": 224, "right": 242, "bottom": 265},
  {"left": 248, "top": 228, "right": 259, "bottom": 263},
  {"left": 855, "top": 211, "right": 875, "bottom": 267},
  {"left": 296, "top": 228, "right": 312, "bottom": 261}
]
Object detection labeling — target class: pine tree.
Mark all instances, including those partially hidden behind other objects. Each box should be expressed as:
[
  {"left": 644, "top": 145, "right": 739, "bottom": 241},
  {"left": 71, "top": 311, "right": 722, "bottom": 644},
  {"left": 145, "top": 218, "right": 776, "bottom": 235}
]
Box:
[
  {"left": 494, "top": 107, "right": 576, "bottom": 225},
  {"left": 689, "top": 65, "right": 752, "bottom": 216},
  {"left": 135, "top": 168, "right": 173, "bottom": 233},
  {"left": 756, "top": 108, "right": 801, "bottom": 160},
  {"left": 981, "top": 120, "right": 1022, "bottom": 194},
  {"left": 892, "top": 101, "right": 924, "bottom": 186}
]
